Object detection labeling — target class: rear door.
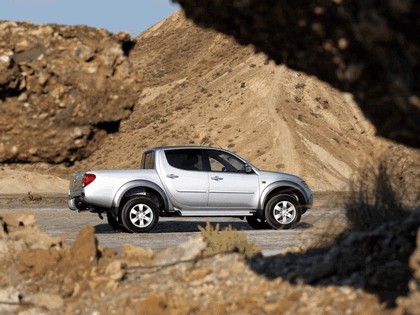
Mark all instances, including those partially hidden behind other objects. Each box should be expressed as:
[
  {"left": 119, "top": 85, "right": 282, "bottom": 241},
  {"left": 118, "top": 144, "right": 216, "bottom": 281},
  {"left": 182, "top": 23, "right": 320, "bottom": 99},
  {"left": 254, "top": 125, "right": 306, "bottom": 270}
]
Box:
[{"left": 160, "top": 149, "right": 209, "bottom": 208}]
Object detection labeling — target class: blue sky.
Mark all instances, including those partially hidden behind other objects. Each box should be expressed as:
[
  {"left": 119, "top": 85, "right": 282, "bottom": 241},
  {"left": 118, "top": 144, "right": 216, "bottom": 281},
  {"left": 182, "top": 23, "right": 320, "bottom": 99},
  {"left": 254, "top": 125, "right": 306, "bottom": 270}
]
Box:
[{"left": 1, "top": 0, "right": 180, "bottom": 36}]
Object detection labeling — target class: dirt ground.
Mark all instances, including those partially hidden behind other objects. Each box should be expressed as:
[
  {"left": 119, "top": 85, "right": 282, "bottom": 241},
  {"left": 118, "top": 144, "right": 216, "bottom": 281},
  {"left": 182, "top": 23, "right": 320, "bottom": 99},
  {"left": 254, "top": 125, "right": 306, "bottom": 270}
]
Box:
[
  {"left": 0, "top": 195, "right": 419, "bottom": 315},
  {"left": 0, "top": 192, "right": 347, "bottom": 256}
]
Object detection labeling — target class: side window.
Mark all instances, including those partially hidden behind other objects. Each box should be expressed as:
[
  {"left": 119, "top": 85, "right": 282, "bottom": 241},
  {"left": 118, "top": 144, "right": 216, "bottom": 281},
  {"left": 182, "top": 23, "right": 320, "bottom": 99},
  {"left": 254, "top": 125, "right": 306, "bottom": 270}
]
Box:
[
  {"left": 207, "top": 150, "right": 246, "bottom": 172},
  {"left": 165, "top": 149, "right": 204, "bottom": 171},
  {"left": 141, "top": 152, "right": 154, "bottom": 169}
]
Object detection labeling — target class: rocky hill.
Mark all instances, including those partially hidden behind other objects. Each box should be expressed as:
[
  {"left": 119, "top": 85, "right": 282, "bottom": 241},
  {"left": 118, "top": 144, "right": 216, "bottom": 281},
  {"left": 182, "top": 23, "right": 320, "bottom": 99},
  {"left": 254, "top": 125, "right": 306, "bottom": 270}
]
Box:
[
  {"left": 0, "top": 21, "right": 137, "bottom": 164},
  {"left": 1, "top": 12, "right": 418, "bottom": 192},
  {"left": 70, "top": 11, "right": 419, "bottom": 192},
  {"left": 175, "top": 0, "right": 420, "bottom": 148}
]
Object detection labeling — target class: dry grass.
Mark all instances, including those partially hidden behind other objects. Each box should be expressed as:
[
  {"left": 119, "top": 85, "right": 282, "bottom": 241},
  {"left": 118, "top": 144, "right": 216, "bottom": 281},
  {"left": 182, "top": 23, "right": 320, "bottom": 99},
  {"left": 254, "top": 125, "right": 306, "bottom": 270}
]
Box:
[
  {"left": 27, "top": 191, "right": 42, "bottom": 202},
  {"left": 198, "top": 222, "right": 261, "bottom": 258}
]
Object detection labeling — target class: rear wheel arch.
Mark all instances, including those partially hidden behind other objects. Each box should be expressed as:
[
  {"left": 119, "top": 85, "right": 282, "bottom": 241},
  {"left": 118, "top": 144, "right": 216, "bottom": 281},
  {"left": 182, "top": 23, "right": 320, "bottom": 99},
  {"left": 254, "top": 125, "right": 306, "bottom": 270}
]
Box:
[
  {"left": 119, "top": 187, "right": 165, "bottom": 210},
  {"left": 113, "top": 181, "right": 169, "bottom": 212}
]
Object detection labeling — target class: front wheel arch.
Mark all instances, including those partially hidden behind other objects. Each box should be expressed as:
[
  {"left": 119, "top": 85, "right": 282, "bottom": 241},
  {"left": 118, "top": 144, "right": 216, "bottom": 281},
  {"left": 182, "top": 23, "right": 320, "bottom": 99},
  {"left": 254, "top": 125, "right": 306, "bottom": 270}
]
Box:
[{"left": 262, "top": 185, "right": 305, "bottom": 211}]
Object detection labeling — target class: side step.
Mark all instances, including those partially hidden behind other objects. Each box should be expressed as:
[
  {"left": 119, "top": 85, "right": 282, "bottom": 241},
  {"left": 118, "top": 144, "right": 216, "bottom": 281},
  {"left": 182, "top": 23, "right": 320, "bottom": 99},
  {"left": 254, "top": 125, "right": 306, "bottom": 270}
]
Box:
[{"left": 177, "top": 209, "right": 256, "bottom": 217}]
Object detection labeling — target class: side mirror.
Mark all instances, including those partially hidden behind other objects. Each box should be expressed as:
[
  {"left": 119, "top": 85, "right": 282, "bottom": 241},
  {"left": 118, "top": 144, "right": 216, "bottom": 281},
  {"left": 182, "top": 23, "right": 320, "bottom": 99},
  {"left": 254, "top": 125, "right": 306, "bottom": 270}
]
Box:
[{"left": 245, "top": 164, "right": 253, "bottom": 173}]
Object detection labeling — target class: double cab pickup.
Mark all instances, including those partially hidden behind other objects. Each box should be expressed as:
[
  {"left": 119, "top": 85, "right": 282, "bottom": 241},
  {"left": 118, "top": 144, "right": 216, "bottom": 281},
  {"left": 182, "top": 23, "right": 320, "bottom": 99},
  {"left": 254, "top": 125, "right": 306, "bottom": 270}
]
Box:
[{"left": 68, "top": 146, "right": 313, "bottom": 232}]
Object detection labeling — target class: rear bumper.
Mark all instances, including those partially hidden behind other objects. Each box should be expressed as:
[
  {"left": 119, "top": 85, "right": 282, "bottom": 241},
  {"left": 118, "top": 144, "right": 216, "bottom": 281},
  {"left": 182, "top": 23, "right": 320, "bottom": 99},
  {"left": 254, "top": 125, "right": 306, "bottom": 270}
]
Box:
[
  {"left": 68, "top": 197, "right": 78, "bottom": 211},
  {"left": 68, "top": 196, "right": 89, "bottom": 211}
]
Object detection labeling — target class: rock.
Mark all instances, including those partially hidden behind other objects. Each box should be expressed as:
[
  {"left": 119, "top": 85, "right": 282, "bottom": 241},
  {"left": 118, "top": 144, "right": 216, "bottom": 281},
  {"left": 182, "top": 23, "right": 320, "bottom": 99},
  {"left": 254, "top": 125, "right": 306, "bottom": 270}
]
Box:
[
  {"left": 0, "top": 287, "right": 21, "bottom": 314},
  {"left": 70, "top": 225, "right": 99, "bottom": 266},
  {"left": 0, "top": 212, "right": 397, "bottom": 314},
  {"left": 174, "top": 0, "right": 420, "bottom": 148},
  {"left": 0, "top": 212, "right": 36, "bottom": 231},
  {"left": 0, "top": 22, "right": 139, "bottom": 163},
  {"left": 104, "top": 260, "right": 125, "bottom": 281},
  {"left": 23, "top": 293, "right": 64, "bottom": 310},
  {"left": 249, "top": 211, "right": 420, "bottom": 306},
  {"left": 122, "top": 243, "right": 155, "bottom": 262},
  {"left": 397, "top": 229, "right": 420, "bottom": 314},
  {"left": 153, "top": 236, "right": 206, "bottom": 265}
]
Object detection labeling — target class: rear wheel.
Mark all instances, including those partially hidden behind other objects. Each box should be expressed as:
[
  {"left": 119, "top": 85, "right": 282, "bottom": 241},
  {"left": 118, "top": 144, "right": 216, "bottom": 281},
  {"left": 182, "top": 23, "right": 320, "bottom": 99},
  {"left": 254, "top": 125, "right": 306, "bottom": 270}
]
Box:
[
  {"left": 265, "top": 194, "right": 301, "bottom": 229},
  {"left": 106, "top": 212, "right": 120, "bottom": 230},
  {"left": 246, "top": 215, "right": 271, "bottom": 229},
  {"left": 121, "top": 197, "right": 159, "bottom": 233},
  {"left": 106, "top": 212, "right": 128, "bottom": 231}
]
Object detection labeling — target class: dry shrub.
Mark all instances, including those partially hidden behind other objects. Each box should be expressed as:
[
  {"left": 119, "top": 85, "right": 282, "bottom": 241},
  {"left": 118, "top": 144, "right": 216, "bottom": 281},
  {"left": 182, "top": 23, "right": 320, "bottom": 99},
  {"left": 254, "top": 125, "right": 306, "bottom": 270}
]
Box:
[
  {"left": 27, "top": 191, "right": 42, "bottom": 202},
  {"left": 345, "top": 156, "right": 418, "bottom": 231},
  {"left": 198, "top": 222, "right": 260, "bottom": 258}
]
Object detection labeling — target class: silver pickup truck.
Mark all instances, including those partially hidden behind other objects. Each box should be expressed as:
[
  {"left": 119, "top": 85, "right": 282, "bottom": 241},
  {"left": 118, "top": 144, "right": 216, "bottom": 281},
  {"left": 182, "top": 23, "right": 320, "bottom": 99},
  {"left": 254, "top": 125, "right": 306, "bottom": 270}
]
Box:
[{"left": 68, "top": 146, "right": 313, "bottom": 232}]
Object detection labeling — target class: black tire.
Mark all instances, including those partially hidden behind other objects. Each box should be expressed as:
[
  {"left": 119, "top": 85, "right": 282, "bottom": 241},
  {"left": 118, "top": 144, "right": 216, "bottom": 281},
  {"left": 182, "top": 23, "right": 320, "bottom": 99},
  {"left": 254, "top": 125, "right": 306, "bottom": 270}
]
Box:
[
  {"left": 246, "top": 215, "right": 271, "bottom": 230},
  {"left": 106, "top": 212, "right": 128, "bottom": 231},
  {"left": 106, "top": 212, "right": 121, "bottom": 230},
  {"left": 120, "top": 197, "right": 159, "bottom": 233},
  {"left": 264, "top": 194, "right": 301, "bottom": 229}
]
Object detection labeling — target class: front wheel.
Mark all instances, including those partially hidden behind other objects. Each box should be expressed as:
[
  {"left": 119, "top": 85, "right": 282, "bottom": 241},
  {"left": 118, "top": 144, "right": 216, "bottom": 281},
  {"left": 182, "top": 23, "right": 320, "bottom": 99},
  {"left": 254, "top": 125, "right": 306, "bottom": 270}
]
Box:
[
  {"left": 120, "top": 197, "right": 159, "bottom": 233},
  {"left": 264, "top": 194, "right": 301, "bottom": 229}
]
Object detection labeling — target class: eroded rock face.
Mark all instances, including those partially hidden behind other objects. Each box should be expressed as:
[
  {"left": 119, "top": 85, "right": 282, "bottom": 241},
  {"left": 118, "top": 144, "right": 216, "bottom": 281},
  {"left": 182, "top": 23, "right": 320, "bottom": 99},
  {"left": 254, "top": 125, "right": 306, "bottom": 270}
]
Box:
[
  {"left": 249, "top": 210, "right": 420, "bottom": 306},
  {"left": 2, "top": 211, "right": 420, "bottom": 314},
  {"left": 0, "top": 213, "right": 387, "bottom": 315},
  {"left": 174, "top": 0, "right": 420, "bottom": 148},
  {"left": 0, "top": 21, "right": 138, "bottom": 163}
]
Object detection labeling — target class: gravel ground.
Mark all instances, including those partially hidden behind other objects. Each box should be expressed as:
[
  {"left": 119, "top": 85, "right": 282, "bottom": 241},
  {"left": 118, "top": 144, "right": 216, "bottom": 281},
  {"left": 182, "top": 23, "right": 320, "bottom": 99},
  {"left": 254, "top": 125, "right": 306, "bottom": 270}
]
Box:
[{"left": 0, "top": 192, "right": 347, "bottom": 256}]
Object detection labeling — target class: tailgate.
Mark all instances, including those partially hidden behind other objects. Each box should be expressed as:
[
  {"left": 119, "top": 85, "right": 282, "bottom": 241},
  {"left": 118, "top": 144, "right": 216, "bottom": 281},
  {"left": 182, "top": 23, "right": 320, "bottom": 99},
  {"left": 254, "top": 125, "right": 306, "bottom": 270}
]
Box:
[{"left": 69, "top": 172, "right": 84, "bottom": 198}]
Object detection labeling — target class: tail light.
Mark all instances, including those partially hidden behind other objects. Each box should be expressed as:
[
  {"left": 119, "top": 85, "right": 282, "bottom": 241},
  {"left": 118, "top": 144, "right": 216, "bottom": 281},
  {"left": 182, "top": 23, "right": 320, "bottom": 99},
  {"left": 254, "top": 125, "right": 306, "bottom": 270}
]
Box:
[{"left": 82, "top": 173, "right": 96, "bottom": 187}]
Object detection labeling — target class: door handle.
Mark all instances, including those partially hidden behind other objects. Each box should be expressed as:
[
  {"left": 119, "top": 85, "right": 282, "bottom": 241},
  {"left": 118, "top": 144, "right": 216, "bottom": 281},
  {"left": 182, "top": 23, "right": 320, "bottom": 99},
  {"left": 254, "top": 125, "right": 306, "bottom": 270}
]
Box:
[
  {"left": 167, "top": 174, "right": 179, "bottom": 179},
  {"left": 211, "top": 176, "right": 223, "bottom": 181}
]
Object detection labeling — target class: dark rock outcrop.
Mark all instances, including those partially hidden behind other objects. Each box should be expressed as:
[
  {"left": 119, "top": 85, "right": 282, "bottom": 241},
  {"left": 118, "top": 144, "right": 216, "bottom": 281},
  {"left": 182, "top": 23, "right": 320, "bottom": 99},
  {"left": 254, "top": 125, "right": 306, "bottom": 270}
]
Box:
[
  {"left": 0, "top": 22, "right": 138, "bottom": 163},
  {"left": 249, "top": 209, "right": 420, "bottom": 306},
  {"left": 174, "top": 0, "right": 420, "bottom": 148}
]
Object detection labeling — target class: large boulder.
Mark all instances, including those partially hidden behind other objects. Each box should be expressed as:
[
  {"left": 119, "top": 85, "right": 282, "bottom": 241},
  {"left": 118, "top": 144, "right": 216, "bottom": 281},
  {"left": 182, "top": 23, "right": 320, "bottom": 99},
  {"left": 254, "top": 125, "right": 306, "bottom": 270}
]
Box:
[
  {"left": 0, "top": 22, "right": 138, "bottom": 163},
  {"left": 174, "top": 0, "right": 420, "bottom": 148}
]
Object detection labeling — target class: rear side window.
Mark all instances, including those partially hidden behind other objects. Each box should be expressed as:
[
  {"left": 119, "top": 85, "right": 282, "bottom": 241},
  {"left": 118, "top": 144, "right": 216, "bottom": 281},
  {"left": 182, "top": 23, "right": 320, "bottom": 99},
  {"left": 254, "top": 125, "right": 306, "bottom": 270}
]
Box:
[
  {"left": 141, "top": 152, "right": 154, "bottom": 169},
  {"left": 165, "top": 149, "right": 204, "bottom": 171}
]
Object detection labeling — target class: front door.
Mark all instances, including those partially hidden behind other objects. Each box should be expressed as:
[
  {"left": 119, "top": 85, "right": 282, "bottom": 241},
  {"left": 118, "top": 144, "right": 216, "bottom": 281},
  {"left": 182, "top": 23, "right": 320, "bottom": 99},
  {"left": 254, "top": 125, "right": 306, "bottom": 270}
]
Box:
[{"left": 205, "top": 150, "right": 259, "bottom": 208}]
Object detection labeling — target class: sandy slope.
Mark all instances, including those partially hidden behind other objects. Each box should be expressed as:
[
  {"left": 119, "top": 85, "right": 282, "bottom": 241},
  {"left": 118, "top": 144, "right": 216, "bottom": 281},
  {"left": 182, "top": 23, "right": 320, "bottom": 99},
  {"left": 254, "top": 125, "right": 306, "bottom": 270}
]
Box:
[{"left": 0, "top": 167, "right": 68, "bottom": 195}]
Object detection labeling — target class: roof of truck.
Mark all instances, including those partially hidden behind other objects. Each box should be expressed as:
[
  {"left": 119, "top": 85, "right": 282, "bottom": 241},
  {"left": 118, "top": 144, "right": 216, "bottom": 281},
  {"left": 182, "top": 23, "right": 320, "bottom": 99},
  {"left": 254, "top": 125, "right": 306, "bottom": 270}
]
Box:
[{"left": 146, "top": 145, "right": 225, "bottom": 151}]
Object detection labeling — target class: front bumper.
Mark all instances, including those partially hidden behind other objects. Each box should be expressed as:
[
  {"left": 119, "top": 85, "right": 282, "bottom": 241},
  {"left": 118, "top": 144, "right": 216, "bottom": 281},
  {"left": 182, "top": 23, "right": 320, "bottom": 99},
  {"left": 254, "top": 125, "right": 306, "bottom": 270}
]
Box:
[{"left": 307, "top": 191, "right": 314, "bottom": 208}]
